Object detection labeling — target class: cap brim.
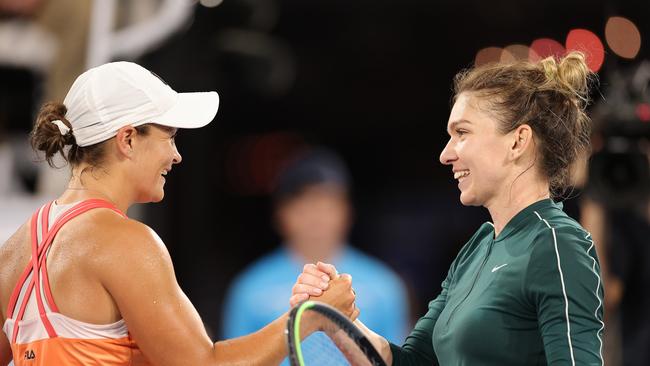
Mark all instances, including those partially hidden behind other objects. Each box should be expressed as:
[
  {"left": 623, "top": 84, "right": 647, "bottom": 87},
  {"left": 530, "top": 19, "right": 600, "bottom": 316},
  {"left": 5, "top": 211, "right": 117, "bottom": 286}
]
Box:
[{"left": 154, "top": 91, "right": 219, "bottom": 129}]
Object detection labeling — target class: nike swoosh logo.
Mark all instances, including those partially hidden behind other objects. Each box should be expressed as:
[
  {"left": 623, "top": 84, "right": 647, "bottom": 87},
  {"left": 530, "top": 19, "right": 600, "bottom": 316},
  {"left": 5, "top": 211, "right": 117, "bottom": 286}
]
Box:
[{"left": 491, "top": 263, "right": 508, "bottom": 272}]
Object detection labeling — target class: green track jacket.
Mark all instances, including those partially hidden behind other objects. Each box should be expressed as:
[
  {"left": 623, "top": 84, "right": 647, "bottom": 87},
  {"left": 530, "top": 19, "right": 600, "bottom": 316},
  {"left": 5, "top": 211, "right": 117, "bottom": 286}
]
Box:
[{"left": 391, "top": 199, "right": 604, "bottom": 365}]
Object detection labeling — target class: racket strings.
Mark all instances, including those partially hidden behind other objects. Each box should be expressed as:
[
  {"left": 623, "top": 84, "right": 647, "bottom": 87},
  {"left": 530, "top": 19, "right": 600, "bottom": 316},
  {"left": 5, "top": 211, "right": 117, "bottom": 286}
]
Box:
[
  {"left": 287, "top": 302, "right": 386, "bottom": 366},
  {"left": 299, "top": 312, "right": 374, "bottom": 366}
]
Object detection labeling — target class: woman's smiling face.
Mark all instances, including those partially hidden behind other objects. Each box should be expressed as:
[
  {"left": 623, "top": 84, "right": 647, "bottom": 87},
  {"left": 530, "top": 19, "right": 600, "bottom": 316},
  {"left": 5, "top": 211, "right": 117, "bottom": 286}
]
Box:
[
  {"left": 131, "top": 125, "right": 182, "bottom": 203},
  {"left": 439, "top": 92, "right": 514, "bottom": 207}
]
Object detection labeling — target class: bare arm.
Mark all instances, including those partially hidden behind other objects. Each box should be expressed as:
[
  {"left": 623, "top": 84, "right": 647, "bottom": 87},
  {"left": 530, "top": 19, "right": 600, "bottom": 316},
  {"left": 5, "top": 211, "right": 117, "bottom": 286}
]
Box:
[
  {"left": 98, "top": 220, "right": 280, "bottom": 365},
  {"left": 0, "top": 327, "right": 11, "bottom": 366},
  {"left": 98, "top": 221, "right": 355, "bottom": 366},
  {"left": 354, "top": 319, "right": 392, "bottom": 364},
  {"left": 214, "top": 274, "right": 356, "bottom": 365}
]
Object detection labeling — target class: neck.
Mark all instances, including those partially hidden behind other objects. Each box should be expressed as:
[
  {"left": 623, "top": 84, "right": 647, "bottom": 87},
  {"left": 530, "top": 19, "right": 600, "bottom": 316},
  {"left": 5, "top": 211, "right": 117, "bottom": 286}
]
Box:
[
  {"left": 59, "top": 165, "right": 133, "bottom": 213},
  {"left": 486, "top": 173, "right": 550, "bottom": 238}
]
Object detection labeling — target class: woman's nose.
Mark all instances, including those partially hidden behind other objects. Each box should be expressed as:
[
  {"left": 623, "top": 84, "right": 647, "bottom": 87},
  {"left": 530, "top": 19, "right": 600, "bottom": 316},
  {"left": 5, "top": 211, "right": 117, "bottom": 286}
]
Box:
[{"left": 439, "top": 139, "right": 456, "bottom": 165}]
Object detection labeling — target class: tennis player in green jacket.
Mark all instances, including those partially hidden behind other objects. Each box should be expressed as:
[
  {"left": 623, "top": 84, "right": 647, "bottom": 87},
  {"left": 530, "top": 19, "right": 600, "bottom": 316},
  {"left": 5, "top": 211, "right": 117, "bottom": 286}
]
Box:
[{"left": 290, "top": 51, "right": 604, "bottom": 365}]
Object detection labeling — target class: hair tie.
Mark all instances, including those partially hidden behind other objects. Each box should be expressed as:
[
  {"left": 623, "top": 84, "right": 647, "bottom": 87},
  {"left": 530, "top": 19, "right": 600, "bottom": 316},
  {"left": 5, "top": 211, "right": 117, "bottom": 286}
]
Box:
[{"left": 51, "top": 120, "right": 71, "bottom": 135}]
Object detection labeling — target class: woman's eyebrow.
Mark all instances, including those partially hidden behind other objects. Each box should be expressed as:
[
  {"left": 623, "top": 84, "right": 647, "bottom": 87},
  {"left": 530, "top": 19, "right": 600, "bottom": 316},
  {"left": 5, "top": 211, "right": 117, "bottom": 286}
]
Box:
[{"left": 447, "top": 119, "right": 472, "bottom": 134}]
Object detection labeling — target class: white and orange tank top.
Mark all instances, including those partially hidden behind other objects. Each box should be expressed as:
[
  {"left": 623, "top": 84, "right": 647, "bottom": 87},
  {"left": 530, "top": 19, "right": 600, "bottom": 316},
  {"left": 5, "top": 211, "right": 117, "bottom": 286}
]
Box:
[{"left": 2, "top": 199, "right": 153, "bottom": 365}]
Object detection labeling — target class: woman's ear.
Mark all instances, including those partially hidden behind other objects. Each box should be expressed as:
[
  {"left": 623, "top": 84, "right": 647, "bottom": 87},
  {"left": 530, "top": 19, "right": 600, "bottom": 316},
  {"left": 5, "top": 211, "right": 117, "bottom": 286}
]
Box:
[
  {"left": 115, "top": 126, "right": 138, "bottom": 158},
  {"left": 510, "top": 124, "right": 533, "bottom": 160}
]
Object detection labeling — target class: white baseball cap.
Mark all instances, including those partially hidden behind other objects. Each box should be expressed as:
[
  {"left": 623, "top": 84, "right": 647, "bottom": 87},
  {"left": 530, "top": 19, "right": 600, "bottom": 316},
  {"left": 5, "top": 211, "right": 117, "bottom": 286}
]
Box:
[{"left": 62, "top": 61, "right": 219, "bottom": 147}]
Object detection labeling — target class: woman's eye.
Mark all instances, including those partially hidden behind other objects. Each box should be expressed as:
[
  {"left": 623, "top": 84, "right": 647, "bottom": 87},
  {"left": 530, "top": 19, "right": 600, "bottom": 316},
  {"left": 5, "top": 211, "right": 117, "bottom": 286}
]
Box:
[{"left": 456, "top": 129, "right": 467, "bottom": 136}]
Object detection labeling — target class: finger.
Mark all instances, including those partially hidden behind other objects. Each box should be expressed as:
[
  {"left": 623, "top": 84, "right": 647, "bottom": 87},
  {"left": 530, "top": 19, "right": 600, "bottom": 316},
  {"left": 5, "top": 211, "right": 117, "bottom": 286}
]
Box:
[
  {"left": 298, "top": 272, "right": 330, "bottom": 290},
  {"left": 289, "top": 294, "right": 301, "bottom": 308},
  {"left": 338, "top": 273, "right": 352, "bottom": 285},
  {"left": 289, "top": 293, "right": 309, "bottom": 307},
  {"left": 304, "top": 263, "right": 332, "bottom": 282},
  {"left": 350, "top": 306, "right": 360, "bottom": 321},
  {"left": 292, "top": 283, "right": 323, "bottom": 297},
  {"left": 316, "top": 262, "right": 339, "bottom": 279}
]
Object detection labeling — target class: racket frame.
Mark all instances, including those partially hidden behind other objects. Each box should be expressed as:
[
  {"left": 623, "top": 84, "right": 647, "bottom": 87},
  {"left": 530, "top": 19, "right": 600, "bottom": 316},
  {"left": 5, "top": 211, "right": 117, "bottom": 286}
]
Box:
[{"left": 286, "top": 300, "right": 387, "bottom": 366}]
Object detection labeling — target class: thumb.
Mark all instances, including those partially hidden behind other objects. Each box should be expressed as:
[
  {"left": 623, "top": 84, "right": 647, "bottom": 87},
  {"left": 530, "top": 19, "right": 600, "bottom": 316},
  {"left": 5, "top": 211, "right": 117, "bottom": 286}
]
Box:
[
  {"left": 316, "top": 261, "right": 339, "bottom": 279},
  {"left": 338, "top": 273, "right": 352, "bottom": 283}
]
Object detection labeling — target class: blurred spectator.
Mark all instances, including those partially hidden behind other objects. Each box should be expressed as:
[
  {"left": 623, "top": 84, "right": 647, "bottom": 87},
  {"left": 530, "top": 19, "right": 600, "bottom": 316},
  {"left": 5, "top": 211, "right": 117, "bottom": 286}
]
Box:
[
  {"left": 221, "top": 147, "right": 409, "bottom": 361},
  {"left": 581, "top": 197, "right": 649, "bottom": 366},
  {"left": 0, "top": 0, "right": 197, "bottom": 244},
  {"left": 581, "top": 158, "right": 650, "bottom": 366},
  {"left": 579, "top": 61, "right": 650, "bottom": 366}
]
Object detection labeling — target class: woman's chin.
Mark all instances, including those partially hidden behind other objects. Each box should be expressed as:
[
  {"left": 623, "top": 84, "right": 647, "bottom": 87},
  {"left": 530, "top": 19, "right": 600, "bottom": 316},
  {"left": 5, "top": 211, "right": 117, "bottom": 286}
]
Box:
[
  {"left": 137, "top": 190, "right": 165, "bottom": 204},
  {"left": 152, "top": 191, "right": 165, "bottom": 202},
  {"left": 459, "top": 191, "right": 480, "bottom": 207}
]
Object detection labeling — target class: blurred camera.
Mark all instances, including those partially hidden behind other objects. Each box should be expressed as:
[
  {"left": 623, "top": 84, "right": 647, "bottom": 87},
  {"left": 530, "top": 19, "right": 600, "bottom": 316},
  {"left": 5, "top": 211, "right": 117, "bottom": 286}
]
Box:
[{"left": 586, "top": 61, "right": 650, "bottom": 210}]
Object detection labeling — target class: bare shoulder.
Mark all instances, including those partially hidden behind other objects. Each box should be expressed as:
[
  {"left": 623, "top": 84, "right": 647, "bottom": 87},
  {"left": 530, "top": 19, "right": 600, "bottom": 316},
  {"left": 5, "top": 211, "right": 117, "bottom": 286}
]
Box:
[
  {"left": 85, "top": 211, "right": 183, "bottom": 322},
  {"left": 0, "top": 221, "right": 27, "bottom": 260},
  {"left": 92, "top": 211, "right": 166, "bottom": 249},
  {"left": 86, "top": 210, "right": 174, "bottom": 281},
  {"left": 0, "top": 221, "right": 29, "bottom": 271},
  {"left": 0, "top": 222, "right": 30, "bottom": 319}
]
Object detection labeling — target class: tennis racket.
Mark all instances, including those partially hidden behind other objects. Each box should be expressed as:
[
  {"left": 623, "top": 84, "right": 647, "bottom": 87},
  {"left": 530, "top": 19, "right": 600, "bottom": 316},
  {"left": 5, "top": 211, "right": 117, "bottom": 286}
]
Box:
[{"left": 286, "top": 300, "right": 387, "bottom": 366}]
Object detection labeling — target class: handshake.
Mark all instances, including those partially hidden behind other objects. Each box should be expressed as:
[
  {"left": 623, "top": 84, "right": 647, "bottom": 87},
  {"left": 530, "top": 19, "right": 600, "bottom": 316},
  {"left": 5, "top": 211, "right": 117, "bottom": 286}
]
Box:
[{"left": 289, "top": 261, "right": 360, "bottom": 321}]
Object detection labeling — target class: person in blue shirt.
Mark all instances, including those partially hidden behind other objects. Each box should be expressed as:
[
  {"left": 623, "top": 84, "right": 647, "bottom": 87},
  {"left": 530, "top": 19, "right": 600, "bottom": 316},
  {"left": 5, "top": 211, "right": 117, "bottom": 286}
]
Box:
[{"left": 221, "top": 148, "right": 409, "bottom": 351}]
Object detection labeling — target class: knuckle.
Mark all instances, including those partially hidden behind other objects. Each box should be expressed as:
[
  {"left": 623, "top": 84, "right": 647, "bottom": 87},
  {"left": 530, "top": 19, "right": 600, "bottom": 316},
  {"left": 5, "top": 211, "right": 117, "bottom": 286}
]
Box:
[{"left": 305, "top": 274, "right": 318, "bottom": 285}]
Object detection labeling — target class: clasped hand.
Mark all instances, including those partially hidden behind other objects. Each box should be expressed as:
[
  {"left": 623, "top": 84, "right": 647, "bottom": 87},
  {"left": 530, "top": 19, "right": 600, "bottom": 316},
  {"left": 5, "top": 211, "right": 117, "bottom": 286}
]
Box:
[{"left": 290, "top": 261, "right": 359, "bottom": 320}]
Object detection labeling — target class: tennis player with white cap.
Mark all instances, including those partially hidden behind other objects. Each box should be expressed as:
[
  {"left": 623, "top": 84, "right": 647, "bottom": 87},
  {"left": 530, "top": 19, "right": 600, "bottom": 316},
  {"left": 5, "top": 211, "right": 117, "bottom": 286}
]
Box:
[{"left": 0, "top": 62, "right": 356, "bottom": 365}]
